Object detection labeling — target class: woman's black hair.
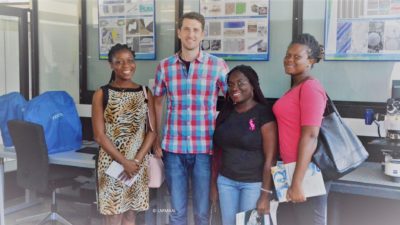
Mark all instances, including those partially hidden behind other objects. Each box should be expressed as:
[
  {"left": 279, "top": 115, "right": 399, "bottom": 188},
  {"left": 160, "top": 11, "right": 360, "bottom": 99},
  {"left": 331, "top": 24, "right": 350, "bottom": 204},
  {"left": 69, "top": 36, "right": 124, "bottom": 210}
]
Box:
[
  {"left": 215, "top": 65, "right": 268, "bottom": 127},
  {"left": 107, "top": 43, "right": 136, "bottom": 83},
  {"left": 290, "top": 33, "right": 324, "bottom": 65}
]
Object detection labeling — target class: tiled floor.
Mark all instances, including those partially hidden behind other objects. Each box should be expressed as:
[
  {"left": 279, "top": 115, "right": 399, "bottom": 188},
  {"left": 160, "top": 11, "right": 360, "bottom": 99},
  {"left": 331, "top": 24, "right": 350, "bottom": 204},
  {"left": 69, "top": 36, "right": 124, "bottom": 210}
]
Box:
[
  {"left": 4, "top": 182, "right": 188, "bottom": 225},
  {"left": 5, "top": 189, "right": 160, "bottom": 225},
  {"left": 5, "top": 196, "right": 102, "bottom": 225}
]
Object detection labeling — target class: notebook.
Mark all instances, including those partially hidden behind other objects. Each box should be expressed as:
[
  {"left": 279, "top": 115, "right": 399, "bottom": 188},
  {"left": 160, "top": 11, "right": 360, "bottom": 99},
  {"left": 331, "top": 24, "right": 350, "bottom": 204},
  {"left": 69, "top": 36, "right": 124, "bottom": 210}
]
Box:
[{"left": 271, "top": 161, "right": 326, "bottom": 202}]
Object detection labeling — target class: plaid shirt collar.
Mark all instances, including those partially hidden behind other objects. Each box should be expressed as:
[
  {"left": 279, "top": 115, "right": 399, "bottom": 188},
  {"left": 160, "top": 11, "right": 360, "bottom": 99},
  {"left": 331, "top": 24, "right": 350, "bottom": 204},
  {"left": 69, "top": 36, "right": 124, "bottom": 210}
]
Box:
[{"left": 174, "top": 50, "right": 205, "bottom": 64}]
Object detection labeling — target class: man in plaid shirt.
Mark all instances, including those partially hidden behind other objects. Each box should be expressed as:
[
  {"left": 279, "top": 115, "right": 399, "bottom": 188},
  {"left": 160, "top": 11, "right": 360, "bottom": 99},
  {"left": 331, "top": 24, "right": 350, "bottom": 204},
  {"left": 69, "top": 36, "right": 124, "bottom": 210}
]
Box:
[{"left": 153, "top": 12, "right": 228, "bottom": 225}]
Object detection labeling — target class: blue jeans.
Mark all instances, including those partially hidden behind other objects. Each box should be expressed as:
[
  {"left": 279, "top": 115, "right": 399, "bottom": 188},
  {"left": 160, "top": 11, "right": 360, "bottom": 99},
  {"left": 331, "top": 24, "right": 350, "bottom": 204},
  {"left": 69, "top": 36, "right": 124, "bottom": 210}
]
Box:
[
  {"left": 163, "top": 151, "right": 211, "bottom": 225},
  {"left": 217, "top": 175, "right": 262, "bottom": 225}
]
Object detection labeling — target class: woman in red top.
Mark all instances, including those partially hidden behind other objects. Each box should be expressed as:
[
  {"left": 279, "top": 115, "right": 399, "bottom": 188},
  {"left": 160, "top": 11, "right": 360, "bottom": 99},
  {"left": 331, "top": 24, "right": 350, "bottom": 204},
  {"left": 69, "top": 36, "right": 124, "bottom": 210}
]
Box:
[{"left": 273, "top": 33, "right": 329, "bottom": 225}]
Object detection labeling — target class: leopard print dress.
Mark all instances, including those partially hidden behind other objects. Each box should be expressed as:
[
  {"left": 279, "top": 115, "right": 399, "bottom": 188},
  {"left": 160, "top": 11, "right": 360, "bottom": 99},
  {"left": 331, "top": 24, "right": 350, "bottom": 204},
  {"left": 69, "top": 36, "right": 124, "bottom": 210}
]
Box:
[{"left": 97, "top": 85, "right": 149, "bottom": 215}]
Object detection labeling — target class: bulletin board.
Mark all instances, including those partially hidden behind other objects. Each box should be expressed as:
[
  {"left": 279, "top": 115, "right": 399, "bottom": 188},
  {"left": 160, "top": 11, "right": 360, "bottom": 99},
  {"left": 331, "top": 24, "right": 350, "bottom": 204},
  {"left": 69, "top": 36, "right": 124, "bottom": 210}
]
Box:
[
  {"left": 97, "top": 0, "right": 156, "bottom": 60},
  {"left": 324, "top": 0, "right": 400, "bottom": 61},
  {"left": 199, "top": 0, "right": 270, "bottom": 61}
]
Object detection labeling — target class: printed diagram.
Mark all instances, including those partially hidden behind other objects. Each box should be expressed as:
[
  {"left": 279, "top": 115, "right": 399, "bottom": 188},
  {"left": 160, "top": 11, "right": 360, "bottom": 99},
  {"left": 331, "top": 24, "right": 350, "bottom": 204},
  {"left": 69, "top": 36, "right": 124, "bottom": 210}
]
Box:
[
  {"left": 350, "top": 21, "right": 369, "bottom": 53},
  {"left": 200, "top": 0, "right": 270, "bottom": 60},
  {"left": 126, "top": 18, "right": 153, "bottom": 35},
  {"left": 127, "top": 36, "right": 154, "bottom": 53},
  {"left": 98, "top": 0, "right": 156, "bottom": 59},
  {"left": 201, "top": 0, "right": 268, "bottom": 17},
  {"left": 368, "top": 21, "right": 384, "bottom": 53},
  {"left": 325, "top": 0, "right": 400, "bottom": 60},
  {"left": 101, "top": 27, "right": 123, "bottom": 45},
  {"left": 384, "top": 21, "right": 400, "bottom": 51}
]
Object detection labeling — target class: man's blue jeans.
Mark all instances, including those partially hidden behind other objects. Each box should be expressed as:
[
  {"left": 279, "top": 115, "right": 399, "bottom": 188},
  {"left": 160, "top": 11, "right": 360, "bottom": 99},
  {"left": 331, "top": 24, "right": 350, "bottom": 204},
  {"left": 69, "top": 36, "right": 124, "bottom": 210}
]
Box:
[
  {"left": 163, "top": 151, "right": 211, "bottom": 225},
  {"left": 217, "top": 175, "right": 262, "bottom": 225}
]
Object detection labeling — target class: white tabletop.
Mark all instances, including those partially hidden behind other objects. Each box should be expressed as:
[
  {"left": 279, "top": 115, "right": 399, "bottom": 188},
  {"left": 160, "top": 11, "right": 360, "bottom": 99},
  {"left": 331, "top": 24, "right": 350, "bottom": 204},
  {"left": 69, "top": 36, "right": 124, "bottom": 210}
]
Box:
[
  {"left": 331, "top": 162, "right": 400, "bottom": 200},
  {"left": 50, "top": 150, "right": 95, "bottom": 169},
  {"left": 339, "top": 162, "right": 400, "bottom": 188},
  {"left": 0, "top": 145, "right": 96, "bottom": 169}
]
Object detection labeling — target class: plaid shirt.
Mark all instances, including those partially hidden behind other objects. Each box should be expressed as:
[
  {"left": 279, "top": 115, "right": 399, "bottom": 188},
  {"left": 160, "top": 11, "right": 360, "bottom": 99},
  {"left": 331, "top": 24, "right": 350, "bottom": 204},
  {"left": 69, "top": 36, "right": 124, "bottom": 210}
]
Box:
[{"left": 153, "top": 51, "right": 228, "bottom": 154}]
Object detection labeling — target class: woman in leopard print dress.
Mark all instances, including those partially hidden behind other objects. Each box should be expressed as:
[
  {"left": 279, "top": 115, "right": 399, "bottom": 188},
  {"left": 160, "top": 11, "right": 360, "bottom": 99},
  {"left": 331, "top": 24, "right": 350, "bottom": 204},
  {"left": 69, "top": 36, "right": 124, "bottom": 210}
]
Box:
[{"left": 92, "top": 44, "right": 156, "bottom": 225}]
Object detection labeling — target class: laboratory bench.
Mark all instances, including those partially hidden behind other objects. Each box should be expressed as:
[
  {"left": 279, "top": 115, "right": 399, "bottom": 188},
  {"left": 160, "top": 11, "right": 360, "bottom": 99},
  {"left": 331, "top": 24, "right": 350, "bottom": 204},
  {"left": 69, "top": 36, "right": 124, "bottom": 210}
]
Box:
[{"left": 327, "top": 137, "right": 400, "bottom": 225}]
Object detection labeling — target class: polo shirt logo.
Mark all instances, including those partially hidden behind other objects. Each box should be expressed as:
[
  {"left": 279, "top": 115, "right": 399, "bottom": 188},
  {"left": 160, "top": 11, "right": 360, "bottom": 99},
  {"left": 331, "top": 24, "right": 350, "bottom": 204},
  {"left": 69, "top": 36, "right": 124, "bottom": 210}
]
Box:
[{"left": 249, "top": 118, "right": 256, "bottom": 131}]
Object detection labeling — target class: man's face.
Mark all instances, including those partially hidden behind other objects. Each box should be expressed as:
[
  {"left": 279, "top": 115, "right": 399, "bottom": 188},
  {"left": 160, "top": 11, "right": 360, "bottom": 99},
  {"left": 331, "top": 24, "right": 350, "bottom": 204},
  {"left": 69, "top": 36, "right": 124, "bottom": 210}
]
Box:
[{"left": 177, "top": 18, "right": 204, "bottom": 51}]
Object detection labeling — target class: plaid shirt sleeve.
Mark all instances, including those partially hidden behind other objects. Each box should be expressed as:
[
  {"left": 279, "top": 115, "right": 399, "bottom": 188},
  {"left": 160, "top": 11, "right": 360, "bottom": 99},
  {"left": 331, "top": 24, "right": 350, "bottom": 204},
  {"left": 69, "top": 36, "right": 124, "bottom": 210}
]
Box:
[
  {"left": 153, "top": 63, "right": 166, "bottom": 97},
  {"left": 217, "top": 59, "right": 229, "bottom": 95}
]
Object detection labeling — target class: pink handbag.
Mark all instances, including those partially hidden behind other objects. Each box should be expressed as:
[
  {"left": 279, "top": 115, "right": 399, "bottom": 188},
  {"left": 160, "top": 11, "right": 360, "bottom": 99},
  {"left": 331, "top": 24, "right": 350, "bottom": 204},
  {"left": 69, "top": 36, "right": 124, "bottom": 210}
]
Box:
[
  {"left": 141, "top": 86, "right": 164, "bottom": 188},
  {"left": 148, "top": 154, "right": 165, "bottom": 188}
]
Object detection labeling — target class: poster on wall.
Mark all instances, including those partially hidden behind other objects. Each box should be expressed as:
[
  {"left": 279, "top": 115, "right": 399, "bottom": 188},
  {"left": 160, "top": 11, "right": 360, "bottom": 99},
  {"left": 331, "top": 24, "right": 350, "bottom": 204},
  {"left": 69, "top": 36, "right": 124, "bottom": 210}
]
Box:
[
  {"left": 325, "top": 0, "right": 400, "bottom": 61},
  {"left": 98, "top": 0, "right": 155, "bottom": 60},
  {"left": 200, "top": 0, "right": 270, "bottom": 61}
]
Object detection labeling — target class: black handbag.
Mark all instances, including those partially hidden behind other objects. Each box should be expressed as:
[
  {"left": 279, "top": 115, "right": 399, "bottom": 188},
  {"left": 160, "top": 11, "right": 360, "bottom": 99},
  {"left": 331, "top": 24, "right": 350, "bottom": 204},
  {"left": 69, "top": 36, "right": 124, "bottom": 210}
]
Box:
[{"left": 312, "top": 96, "right": 369, "bottom": 180}]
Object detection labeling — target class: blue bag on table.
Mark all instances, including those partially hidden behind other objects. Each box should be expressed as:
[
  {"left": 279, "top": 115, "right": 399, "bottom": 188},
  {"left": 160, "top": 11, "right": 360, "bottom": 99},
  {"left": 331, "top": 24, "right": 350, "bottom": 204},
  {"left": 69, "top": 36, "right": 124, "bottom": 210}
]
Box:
[
  {"left": 0, "top": 92, "right": 27, "bottom": 147},
  {"left": 23, "top": 91, "right": 82, "bottom": 154}
]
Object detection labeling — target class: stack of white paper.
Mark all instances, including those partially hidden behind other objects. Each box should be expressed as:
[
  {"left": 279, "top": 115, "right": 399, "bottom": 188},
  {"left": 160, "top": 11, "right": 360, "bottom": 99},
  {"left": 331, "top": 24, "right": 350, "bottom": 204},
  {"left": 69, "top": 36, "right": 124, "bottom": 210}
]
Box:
[{"left": 105, "top": 161, "right": 138, "bottom": 187}]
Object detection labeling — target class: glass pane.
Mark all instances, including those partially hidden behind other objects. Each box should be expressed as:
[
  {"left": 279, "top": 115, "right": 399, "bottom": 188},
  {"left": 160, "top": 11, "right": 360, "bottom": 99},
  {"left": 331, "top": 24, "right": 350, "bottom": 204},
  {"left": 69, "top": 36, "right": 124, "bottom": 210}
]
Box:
[
  {"left": 302, "top": 0, "right": 392, "bottom": 102},
  {"left": 0, "top": 15, "right": 20, "bottom": 96},
  {"left": 183, "top": 0, "right": 293, "bottom": 98},
  {"left": 37, "top": 0, "right": 80, "bottom": 102}
]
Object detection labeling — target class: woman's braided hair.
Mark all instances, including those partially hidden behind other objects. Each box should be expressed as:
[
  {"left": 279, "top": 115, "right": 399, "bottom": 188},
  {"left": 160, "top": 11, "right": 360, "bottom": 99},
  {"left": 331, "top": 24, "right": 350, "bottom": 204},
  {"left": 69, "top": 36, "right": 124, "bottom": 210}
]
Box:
[
  {"left": 290, "top": 33, "right": 324, "bottom": 65},
  {"left": 216, "top": 65, "right": 268, "bottom": 127},
  {"left": 107, "top": 43, "right": 136, "bottom": 83}
]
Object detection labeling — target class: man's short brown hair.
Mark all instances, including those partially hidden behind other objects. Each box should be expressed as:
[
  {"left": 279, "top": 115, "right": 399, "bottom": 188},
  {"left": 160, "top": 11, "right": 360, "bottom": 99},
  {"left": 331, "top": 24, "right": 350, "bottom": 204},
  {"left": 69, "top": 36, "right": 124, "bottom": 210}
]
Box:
[{"left": 178, "top": 12, "right": 205, "bottom": 31}]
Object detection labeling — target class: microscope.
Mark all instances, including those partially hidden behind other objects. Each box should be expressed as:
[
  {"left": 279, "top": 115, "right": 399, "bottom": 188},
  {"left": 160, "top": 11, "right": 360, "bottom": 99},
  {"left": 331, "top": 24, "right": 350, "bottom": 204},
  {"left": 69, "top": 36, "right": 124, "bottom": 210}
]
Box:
[
  {"left": 376, "top": 81, "right": 400, "bottom": 182},
  {"left": 384, "top": 98, "right": 400, "bottom": 140}
]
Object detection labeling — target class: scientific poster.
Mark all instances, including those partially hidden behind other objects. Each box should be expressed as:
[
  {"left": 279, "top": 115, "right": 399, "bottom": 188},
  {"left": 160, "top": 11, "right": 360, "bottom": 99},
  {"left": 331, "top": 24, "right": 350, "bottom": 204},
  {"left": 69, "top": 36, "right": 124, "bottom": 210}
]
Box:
[
  {"left": 200, "top": 0, "right": 270, "bottom": 61},
  {"left": 325, "top": 0, "right": 400, "bottom": 60},
  {"left": 98, "top": 0, "right": 155, "bottom": 60}
]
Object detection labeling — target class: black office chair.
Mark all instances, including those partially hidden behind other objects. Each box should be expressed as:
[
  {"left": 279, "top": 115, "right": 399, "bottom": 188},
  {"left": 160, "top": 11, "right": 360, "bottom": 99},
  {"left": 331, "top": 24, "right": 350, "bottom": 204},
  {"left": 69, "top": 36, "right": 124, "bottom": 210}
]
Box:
[{"left": 7, "top": 120, "right": 89, "bottom": 225}]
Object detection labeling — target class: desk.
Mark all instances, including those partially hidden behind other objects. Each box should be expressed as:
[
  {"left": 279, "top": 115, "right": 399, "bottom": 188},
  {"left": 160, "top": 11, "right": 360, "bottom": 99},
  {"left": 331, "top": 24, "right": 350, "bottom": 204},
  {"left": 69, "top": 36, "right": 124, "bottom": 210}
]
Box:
[
  {"left": 329, "top": 162, "right": 400, "bottom": 225},
  {"left": 331, "top": 162, "right": 400, "bottom": 199},
  {"left": 0, "top": 145, "right": 95, "bottom": 225}
]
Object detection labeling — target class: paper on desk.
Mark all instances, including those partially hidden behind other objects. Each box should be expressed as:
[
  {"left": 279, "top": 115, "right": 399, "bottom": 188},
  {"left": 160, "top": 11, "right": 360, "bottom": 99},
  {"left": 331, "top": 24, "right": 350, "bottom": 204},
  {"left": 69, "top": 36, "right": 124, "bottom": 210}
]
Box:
[{"left": 105, "top": 161, "right": 138, "bottom": 187}]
